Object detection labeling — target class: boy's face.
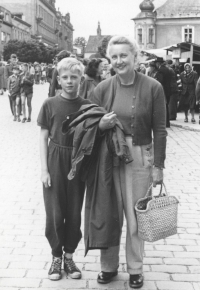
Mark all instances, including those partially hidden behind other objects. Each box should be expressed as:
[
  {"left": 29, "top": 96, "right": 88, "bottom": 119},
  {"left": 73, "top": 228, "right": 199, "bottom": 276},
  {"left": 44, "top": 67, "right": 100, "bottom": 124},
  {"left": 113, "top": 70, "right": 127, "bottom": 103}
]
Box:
[
  {"left": 13, "top": 69, "right": 19, "bottom": 75},
  {"left": 57, "top": 68, "right": 83, "bottom": 96},
  {"left": 22, "top": 65, "right": 28, "bottom": 72}
]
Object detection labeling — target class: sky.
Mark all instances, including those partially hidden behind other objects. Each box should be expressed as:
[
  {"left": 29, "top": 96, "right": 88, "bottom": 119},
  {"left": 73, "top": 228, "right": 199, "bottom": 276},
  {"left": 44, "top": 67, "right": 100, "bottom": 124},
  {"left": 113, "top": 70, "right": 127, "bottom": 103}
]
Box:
[
  {"left": 55, "top": 0, "right": 166, "bottom": 42},
  {"left": 55, "top": 0, "right": 143, "bottom": 41}
]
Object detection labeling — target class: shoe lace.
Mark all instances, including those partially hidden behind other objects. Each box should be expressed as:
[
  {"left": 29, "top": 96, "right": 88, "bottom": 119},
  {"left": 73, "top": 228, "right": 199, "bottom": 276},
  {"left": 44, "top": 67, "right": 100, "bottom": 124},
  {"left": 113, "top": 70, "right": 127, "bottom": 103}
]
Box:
[
  {"left": 52, "top": 257, "right": 62, "bottom": 272},
  {"left": 65, "top": 258, "right": 79, "bottom": 272}
]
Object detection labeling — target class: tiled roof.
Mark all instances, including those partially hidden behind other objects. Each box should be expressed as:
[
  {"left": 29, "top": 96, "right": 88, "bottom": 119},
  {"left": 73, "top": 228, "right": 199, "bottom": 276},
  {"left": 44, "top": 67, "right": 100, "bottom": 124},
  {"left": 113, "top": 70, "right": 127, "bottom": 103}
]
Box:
[
  {"left": 156, "top": 0, "right": 200, "bottom": 18},
  {"left": 85, "top": 35, "right": 110, "bottom": 53}
]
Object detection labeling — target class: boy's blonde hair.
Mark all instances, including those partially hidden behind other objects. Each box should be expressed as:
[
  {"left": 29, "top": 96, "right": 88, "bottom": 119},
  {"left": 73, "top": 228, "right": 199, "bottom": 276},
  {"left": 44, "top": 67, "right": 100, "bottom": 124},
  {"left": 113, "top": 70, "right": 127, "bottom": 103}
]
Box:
[{"left": 57, "top": 57, "right": 84, "bottom": 76}]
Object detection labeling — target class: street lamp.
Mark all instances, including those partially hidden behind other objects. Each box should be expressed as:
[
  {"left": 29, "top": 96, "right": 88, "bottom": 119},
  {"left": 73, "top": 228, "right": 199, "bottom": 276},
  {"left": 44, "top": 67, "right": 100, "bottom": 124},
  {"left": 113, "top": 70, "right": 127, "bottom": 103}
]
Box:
[{"left": 0, "top": 12, "right": 4, "bottom": 59}]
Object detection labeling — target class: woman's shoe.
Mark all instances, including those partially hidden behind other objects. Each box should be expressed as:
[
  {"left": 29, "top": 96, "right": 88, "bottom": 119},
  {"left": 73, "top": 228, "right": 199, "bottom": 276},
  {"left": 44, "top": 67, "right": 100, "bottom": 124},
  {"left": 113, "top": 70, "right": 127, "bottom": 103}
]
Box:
[
  {"left": 191, "top": 118, "right": 196, "bottom": 124},
  {"left": 22, "top": 118, "right": 27, "bottom": 123},
  {"left": 129, "top": 274, "right": 144, "bottom": 289},
  {"left": 13, "top": 116, "right": 17, "bottom": 121},
  {"left": 184, "top": 117, "right": 188, "bottom": 123},
  {"left": 27, "top": 117, "right": 31, "bottom": 122},
  {"left": 97, "top": 271, "right": 118, "bottom": 284},
  {"left": 17, "top": 116, "right": 21, "bottom": 122}
]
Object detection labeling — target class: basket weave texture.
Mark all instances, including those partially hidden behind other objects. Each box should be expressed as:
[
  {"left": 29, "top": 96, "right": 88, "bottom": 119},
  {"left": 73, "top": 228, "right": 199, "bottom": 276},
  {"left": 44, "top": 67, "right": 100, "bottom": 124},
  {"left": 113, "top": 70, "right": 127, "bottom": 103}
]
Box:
[{"left": 135, "top": 184, "right": 179, "bottom": 242}]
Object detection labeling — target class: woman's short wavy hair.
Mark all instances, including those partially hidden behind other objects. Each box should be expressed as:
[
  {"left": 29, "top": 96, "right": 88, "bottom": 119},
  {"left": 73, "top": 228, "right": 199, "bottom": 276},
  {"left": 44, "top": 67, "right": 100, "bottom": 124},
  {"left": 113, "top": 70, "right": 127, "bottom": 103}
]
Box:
[
  {"left": 107, "top": 35, "right": 140, "bottom": 63},
  {"left": 85, "top": 58, "right": 102, "bottom": 78},
  {"left": 57, "top": 57, "right": 84, "bottom": 76}
]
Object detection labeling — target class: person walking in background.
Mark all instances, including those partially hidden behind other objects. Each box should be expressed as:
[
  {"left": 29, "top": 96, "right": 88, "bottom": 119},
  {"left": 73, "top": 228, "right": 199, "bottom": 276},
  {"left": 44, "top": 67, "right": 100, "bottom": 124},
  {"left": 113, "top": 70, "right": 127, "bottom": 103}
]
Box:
[
  {"left": 101, "top": 58, "right": 111, "bottom": 79},
  {"left": 7, "top": 65, "right": 21, "bottom": 122},
  {"left": 79, "top": 58, "right": 103, "bottom": 99},
  {"left": 90, "top": 35, "right": 167, "bottom": 289},
  {"left": 0, "top": 61, "right": 5, "bottom": 95},
  {"left": 148, "top": 61, "right": 163, "bottom": 84},
  {"left": 155, "top": 57, "right": 172, "bottom": 127},
  {"left": 35, "top": 63, "right": 41, "bottom": 84},
  {"left": 20, "top": 63, "right": 34, "bottom": 123},
  {"left": 37, "top": 58, "right": 91, "bottom": 281},
  {"left": 137, "top": 63, "right": 146, "bottom": 74},
  {"left": 30, "top": 64, "right": 35, "bottom": 81},
  {"left": 4, "top": 54, "right": 19, "bottom": 114},
  {"left": 165, "top": 60, "right": 179, "bottom": 121},
  {"left": 179, "top": 63, "right": 198, "bottom": 123},
  {"left": 46, "top": 63, "right": 53, "bottom": 84},
  {"left": 49, "top": 50, "right": 70, "bottom": 97}
]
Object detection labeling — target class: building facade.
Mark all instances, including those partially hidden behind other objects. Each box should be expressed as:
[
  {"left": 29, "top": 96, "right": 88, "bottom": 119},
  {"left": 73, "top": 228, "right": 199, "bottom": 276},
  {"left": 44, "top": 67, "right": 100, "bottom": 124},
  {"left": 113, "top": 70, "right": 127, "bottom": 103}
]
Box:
[
  {"left": 0, "top": 6, "right": 31, "bottom": 58},
  {"left": 0, "top": 0, "right": 73, "bottom": 50},
  {"left": 132, "top": 0, "right": 200, "bottom": 50}
]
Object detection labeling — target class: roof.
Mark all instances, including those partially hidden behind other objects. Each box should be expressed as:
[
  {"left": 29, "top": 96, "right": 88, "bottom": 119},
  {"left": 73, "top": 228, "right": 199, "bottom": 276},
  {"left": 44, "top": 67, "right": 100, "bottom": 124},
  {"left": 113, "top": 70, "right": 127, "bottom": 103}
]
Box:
[
  {"left": 155, "top": 0, "right": 200, "bottom": 18},
  {"left": 85, "top": 35, "right": 110, "bottom": 53},
  {"left": 162, "top": 42, "right": 200, "bottom": 57}
]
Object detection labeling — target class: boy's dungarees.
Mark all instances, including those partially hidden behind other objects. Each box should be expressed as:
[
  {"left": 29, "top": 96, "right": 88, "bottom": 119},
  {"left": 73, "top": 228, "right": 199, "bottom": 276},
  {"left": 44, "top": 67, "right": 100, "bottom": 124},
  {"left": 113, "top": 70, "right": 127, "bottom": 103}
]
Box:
[{"left": 43, "top": 139, "right": 85, "bottom": 258}]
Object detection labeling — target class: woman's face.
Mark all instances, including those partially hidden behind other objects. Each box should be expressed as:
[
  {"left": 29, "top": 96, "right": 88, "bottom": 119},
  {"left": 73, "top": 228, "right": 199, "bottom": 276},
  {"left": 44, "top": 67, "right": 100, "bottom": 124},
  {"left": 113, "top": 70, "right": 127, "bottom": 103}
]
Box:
[
  {"left": 97, "top": 62, "right": 104, "bottom": 76},
  {"left": 185, "top": 65, "right": 191, "bottom": 73},
  {"left": 109, "top": 44, "right": 136, "bottom": 77}
]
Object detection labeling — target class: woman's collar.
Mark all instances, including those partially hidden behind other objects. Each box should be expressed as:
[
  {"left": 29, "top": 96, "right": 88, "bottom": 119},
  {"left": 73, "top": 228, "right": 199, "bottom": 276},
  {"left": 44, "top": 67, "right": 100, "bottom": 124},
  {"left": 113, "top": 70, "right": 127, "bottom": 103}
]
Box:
[{"left": 116, "top": 70, "right": 137, "bottom": 86}]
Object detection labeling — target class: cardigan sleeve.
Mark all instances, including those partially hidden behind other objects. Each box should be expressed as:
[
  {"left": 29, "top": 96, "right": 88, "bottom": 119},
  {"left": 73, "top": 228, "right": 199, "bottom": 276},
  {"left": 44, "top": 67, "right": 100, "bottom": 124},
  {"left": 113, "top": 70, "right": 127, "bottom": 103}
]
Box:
[{"left": 152, "top": 83, "right": 167, "bottom": 168}]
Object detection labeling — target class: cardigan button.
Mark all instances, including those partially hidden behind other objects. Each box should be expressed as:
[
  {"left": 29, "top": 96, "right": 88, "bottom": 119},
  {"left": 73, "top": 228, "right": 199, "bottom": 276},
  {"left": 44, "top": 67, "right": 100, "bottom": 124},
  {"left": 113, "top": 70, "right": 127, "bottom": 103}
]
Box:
[{"left": 133, "top": 96, "right": 136, "bottom": 99}]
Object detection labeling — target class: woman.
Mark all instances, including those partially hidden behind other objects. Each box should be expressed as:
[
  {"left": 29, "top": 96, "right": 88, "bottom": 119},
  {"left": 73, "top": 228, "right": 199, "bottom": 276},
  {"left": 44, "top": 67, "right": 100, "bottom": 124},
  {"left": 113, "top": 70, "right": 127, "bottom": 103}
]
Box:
[
  {"left": 91, "top": 36, "right": 167, "bottom": 289},
  {"left": 179, "top": 63, "right": 198, "bottom": 123},
  {"left": 79, "top": 58, "right": 103, "bottom": 99}
]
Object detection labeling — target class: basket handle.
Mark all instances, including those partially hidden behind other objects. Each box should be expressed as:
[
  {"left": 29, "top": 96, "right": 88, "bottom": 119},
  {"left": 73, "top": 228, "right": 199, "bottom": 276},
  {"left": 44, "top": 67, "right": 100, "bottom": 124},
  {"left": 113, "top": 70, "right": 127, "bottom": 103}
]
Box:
[{"left": 145, "top": 182, "right": 168, "bottom": 198}]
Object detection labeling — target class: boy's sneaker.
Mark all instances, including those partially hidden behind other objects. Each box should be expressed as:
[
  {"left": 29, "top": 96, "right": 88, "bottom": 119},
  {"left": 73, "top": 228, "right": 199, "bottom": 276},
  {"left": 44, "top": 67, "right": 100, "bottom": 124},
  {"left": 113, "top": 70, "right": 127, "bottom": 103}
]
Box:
[
  {"left": 63, "top": 256, "right": 81, "bottom": 279},
  {"left": 48, "top": 256, "right": 62, "bottom": 280}
]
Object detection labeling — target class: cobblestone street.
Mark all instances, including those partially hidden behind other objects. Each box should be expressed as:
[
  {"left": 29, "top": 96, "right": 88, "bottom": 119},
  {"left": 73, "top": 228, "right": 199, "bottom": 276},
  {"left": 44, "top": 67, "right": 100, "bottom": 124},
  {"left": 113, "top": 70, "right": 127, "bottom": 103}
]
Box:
[{"left": 0, "top": 83, "right": 200, "bottom": 290}]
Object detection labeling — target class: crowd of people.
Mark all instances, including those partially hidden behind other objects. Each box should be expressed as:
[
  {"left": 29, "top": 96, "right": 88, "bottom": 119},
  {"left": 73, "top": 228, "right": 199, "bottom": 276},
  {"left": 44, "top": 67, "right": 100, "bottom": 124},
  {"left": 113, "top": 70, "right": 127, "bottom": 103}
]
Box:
[{"left": 137, "top": 58, "right": 200, "bottom": 125}]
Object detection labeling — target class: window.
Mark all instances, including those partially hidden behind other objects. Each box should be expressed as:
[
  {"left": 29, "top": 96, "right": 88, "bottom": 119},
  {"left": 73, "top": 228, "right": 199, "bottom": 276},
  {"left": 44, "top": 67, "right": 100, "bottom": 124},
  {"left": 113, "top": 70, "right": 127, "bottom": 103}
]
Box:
[
  {"left": 1, "top": 31, "right": 6, "bottom": 42},
  {"left": 7, "top": 34, "right": 10, "bottom": 42},
  {"left": 38, "top": 5, "right": 53, "bottom": 27},
  {"left": 149, "top": 28, "right": 154, "bottom": 43},
  {"left": 138, "top": 28, "right": 142, "bottom": 44},
  {"left": 182, "top": 26, "right": 194, "bottom": 43},
  {"left": 5, "top": 13, "right": 9, "bottom": 22}
]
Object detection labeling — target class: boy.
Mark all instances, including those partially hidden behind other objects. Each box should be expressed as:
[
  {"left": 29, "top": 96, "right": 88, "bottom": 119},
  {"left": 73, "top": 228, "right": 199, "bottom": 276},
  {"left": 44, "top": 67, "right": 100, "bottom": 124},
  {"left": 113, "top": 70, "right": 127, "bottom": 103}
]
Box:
[
  {"left": 37, "top": 58, "right": 91, "bottom": 281},
  {"left": 7, "top": 65, "right": 21, "bottom": 121},
  {"left": 20, "top": 63, "right": 34, "bottom": 123}
]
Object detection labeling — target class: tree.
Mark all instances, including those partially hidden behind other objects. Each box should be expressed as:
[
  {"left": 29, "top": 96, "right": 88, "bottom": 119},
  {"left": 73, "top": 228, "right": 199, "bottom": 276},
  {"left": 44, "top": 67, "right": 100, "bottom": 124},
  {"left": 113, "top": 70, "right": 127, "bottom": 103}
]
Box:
[
  {"left": 73, "top": 37, "right": 87, "bottom": 55},
  {"left": 3, "top": 40, "right": 59, "bottom": 63},
  {"left": 98, "top": 36, "right": 112, "bottom": 58}
]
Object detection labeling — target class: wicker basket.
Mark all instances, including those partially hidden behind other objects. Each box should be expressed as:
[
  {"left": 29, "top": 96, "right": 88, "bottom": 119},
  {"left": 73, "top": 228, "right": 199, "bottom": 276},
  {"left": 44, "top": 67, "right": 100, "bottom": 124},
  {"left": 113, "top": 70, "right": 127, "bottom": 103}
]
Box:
[{"left": 135, "top": 183, "right": 179, "bottom": 242}]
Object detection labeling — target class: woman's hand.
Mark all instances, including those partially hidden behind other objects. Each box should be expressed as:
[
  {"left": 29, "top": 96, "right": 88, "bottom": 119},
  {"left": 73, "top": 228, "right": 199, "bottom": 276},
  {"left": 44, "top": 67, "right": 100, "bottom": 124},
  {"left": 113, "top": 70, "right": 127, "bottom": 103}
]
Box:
[
  {"left": 41, "top": 170, "right": 51, "bottom": 188},
  {"left": 152, "top": 167, "right": 163, "bottom": 187},
  {"left": 99, "top": 111, "right": 117, "bottom": 131}
]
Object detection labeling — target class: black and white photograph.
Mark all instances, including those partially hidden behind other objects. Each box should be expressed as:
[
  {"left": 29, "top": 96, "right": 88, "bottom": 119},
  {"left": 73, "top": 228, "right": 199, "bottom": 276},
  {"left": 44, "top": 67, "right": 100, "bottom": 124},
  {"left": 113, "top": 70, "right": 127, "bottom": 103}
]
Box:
[{"left": 0, "top": 0, "right": 200, "bottom": 289}]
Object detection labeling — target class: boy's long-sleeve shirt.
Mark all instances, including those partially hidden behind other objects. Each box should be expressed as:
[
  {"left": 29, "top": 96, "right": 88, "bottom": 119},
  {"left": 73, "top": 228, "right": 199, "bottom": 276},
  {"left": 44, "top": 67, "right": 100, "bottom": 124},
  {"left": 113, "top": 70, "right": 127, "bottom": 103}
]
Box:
[{"left": 7, "top": 74, "right": 21, "bottom": 98}]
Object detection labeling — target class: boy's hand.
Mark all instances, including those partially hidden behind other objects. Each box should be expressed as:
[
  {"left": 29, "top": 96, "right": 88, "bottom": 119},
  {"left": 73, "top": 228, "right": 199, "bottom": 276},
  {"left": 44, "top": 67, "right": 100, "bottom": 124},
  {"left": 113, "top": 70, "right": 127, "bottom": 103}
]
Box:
[
  {"left": 41, "top": 171, "right": 51, "bottom": 188},
  {"left": 99, "top": 111, "right": 117, "bottom": 131}
]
